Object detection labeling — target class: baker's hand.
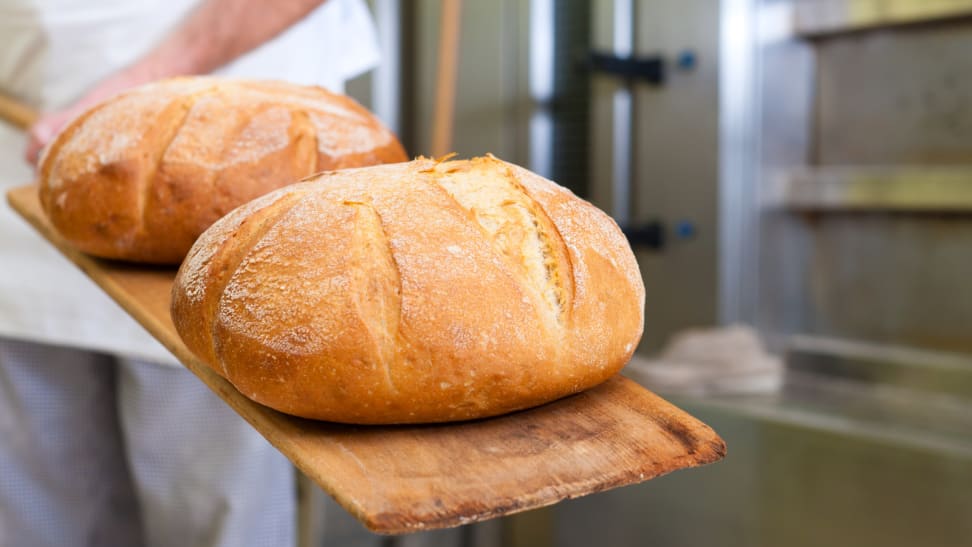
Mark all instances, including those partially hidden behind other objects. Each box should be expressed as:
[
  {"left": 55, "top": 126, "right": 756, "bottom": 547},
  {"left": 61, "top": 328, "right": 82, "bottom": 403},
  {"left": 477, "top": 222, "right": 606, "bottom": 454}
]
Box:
[
  {"left": 25, "top": 109, "right": 79, "bottom": 165},
  {"left": 24, "top": 71, "right": 141, "bottom": 165}
]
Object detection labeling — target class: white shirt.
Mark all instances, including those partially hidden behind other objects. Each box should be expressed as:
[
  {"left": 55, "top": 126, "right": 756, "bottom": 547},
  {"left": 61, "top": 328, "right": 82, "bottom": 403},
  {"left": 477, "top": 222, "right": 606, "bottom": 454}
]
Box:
[{"left": 0, "top": 0, "right": 380, "bottom": 364}]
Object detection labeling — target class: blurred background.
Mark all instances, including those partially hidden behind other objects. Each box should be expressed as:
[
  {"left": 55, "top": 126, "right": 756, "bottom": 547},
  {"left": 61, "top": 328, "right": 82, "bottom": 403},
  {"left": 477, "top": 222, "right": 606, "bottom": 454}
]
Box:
[{"left": 307, "top": 0, "right": 972, "bottom": 546}]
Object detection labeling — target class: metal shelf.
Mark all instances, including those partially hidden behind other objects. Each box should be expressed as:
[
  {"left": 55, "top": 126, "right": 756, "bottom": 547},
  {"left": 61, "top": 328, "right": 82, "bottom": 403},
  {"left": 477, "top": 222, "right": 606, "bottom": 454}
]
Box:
[
  {"left": 785, "top": 333, "right": 972, "bottom": 400},
  {"left": 765, "top": 165, "right": 972, "bottom": 212},
  {"left": 794, "top": 0, "right": 972, "bottom": 37}
]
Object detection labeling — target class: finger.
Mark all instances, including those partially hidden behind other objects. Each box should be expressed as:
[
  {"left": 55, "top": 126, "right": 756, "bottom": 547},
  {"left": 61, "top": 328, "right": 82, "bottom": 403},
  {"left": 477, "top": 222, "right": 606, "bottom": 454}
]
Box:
[
  {"left": 25, "top": 122, "right": 57, "bottom": 165},
  {"left": 25, "top": 135, "right": 41, "bottom": 165}
]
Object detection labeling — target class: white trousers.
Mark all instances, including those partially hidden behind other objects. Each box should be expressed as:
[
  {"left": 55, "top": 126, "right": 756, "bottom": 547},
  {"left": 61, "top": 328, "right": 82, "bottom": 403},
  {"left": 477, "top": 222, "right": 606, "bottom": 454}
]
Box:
[{"left": 0, "top": 337, "right": 296, "bottom": 547}]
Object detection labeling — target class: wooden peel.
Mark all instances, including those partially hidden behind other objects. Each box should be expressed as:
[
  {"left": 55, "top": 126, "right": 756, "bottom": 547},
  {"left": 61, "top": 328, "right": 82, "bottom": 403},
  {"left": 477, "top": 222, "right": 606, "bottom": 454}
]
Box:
[
  {"left": 431, "top": 0, "right": 462, "bottom": 157},
  {"left": 0, "top": 92, "right": 38, "bottom": 130},
  {"left": 5, "top": 184, "right": 725, "bottom": 534}
]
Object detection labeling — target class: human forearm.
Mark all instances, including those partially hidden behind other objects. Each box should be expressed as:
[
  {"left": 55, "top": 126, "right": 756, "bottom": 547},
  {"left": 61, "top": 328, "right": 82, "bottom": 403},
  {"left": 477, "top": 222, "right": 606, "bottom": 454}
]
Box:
[
  {"left": 27, "top": 0, "right": 327, "bottom": 163},
  {"left": 126, "top": 0, "right": 328, "bottom": 81}
]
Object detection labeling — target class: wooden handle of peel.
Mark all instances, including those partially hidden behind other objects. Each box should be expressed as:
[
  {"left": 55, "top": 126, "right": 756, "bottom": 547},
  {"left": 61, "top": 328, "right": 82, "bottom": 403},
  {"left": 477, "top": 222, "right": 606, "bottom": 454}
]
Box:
[
  {"left": 0, "top": 92, "right": 39, "bottom": 130},
  {"left": 431, "top": 0, "right": 462, "bottom": 157}
]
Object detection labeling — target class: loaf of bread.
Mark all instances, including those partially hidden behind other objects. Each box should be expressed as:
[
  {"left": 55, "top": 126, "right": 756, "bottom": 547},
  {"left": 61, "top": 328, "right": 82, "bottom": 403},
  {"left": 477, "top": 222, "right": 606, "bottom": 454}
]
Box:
[
  {"left": 172, "top": 156, "right": 645, "bottom": 424},
  {"left": 38, "top": 77, "right": 408, "bottom": 263}
]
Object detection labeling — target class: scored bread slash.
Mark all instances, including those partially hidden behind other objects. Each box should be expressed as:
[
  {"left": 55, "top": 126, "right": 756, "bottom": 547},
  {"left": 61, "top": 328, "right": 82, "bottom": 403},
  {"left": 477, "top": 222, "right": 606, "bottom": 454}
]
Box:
[
  {"left": 8, "top": 183, "right": 726, "bottom": 534},
  {"left": 172, "top": 156, "right": 646, "bottom": 424}
]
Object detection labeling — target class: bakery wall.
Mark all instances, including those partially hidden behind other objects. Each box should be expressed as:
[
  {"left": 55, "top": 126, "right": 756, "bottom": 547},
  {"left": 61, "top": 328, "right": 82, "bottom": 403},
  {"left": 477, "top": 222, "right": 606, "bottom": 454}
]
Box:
[
  {"left": 330, "top": 2, "right": 972, "bottom": 546},
  {"left": 349, "top": 0, "right": 530, "bottom": 167},
  {"left": 349, "top": 0, "right": 723, "bottom": 355}
]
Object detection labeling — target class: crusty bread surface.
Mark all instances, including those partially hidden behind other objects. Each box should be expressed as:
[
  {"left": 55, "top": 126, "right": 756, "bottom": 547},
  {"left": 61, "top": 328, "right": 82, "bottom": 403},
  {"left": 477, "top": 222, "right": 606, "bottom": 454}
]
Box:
[
  {"left": 38, "top": 77, "right": 408, "bottom": 263},
  {"left": 171, "top": 156, "right": 645, "bottom": 424}
]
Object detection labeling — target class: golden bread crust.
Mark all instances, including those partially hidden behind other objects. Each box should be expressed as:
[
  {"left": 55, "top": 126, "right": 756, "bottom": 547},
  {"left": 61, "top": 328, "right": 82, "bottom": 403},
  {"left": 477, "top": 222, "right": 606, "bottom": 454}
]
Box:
[
  {"left": 39, "top": 77, "right": 408, "bottom": 263},
  {"left": 172, "top": 156, "right": 645, "bottom": 424}
]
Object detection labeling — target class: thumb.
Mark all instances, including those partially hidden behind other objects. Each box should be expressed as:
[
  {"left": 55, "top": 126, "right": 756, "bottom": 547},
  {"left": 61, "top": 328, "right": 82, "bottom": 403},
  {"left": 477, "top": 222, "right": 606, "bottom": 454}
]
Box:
[{"left": 25, "top": 117, "right": 61, "bottom": 166}]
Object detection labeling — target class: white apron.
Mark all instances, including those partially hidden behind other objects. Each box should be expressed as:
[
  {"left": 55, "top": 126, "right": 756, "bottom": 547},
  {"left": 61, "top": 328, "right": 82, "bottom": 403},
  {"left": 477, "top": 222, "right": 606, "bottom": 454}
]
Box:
[{"left": 0, "top": 0, "right": 380, "bottom": 364}]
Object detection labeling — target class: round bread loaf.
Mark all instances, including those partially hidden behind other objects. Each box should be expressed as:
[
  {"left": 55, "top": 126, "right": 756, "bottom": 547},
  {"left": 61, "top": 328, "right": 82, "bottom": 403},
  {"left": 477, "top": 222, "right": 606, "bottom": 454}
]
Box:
[
  {"left": 38, "top": 77, "right": 408, "bottom": 263},
  {"left": 172, "top": 156, "right": 645, "bottom": 424}
]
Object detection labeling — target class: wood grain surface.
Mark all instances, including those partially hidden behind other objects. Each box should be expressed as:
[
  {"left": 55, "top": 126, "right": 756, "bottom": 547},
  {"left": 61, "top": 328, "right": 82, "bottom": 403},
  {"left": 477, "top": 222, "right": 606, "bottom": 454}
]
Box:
[
  {"left": 6, "top": 184, "right": 726, "bottom": 534},
  {"left": 0, "top": 92, "right": 37, "bottom": 130}
]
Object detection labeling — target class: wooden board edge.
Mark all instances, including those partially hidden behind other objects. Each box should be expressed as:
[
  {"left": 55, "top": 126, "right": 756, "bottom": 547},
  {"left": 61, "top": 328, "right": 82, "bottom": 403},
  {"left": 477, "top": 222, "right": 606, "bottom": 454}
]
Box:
[
  {"left": 365, "top": 437, "right": 726, "bottom": 534},
  {"left": 360, "top": 378, "right": 727, "bottom": 534}
]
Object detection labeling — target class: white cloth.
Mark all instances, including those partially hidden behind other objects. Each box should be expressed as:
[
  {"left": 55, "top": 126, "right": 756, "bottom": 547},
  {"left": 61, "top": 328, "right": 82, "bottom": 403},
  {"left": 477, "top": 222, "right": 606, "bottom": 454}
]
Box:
[
  {"left": 0, "top": 0, "right": 380, "bottom": 364},
  {"left": 626, "top": 325, "right": 784, "bottom": 396},
  {"left": 0, "top": 337, "right": 296, "bottom": 547},
  {"left": 0, "top": 0, "right": 380, "bottom": 110}
]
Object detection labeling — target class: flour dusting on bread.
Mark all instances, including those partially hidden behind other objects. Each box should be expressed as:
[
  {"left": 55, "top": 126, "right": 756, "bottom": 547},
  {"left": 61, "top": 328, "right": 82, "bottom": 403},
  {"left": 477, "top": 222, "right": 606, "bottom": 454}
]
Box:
[
  {"left": 39, "top": 77, "right": 408, "bottom": 263},
  {"left": 172, "top": 156, "right": 644, "bottom": 424}
]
